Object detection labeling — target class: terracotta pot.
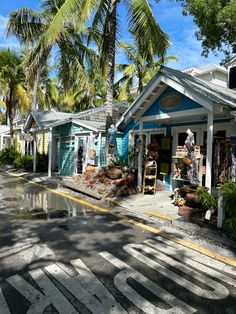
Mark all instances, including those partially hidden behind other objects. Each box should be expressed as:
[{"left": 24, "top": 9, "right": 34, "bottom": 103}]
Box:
[
  {"left": 106, "top": 166, "right": 122, "bottom": 179},
  {"left": 86, "top": 164, "right": 96, "bottom": 172},
  {"left": 185, "top": 192, "right": 200, "bottom": 205}
]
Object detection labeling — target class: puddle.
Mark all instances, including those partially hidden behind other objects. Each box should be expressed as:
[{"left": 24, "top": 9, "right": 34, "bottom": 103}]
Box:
[{"left": 0, "top": 173, "right": 94, "bottom": 220}]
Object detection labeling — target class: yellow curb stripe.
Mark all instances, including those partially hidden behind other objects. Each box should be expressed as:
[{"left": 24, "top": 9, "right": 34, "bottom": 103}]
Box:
[
  {"left": 6, "top": 171, "right": 236, "bottom": 268},
  {"left": 144, "top": 210, "right": 174, "bottom": 222}
]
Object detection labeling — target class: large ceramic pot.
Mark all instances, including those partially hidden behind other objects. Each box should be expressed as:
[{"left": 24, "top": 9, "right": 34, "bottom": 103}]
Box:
[{"left": 106, "top": 166, "right": 122, "bottom": 179}]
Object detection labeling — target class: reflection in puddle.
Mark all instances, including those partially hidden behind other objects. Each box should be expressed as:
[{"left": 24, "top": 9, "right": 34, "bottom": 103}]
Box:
[{"left": 16, "top": 191, "right": 93, "bottom": 220}]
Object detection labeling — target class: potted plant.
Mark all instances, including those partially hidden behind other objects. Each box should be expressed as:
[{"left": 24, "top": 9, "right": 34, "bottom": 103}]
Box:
[
  {"left": 196, "top": 186, "right": 217, "bottom": 211},
  {"left": 219, "top": 180, "right": 236, "bottom": 235}
]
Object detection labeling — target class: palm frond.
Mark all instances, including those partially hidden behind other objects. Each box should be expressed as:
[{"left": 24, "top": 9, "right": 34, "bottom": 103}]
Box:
[
  {"left": 128, "top": 0, "right": 170, "bottom": 58},
  {"left": 7, "top": 8, "right": 45, "bottom": 44}
]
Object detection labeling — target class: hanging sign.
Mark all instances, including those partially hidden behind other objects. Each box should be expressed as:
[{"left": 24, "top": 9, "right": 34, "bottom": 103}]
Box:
[{"left": 160, "top": 92, "right": 182, "bottom": 111}]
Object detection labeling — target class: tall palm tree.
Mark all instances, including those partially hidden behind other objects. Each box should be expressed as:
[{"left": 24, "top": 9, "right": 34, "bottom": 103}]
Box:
[
  {"left": 115, "top": 40, "right": 178, "bottom": 101},
  {"left": 34, "top": 0, "right": 170, "bottom": 120},
  {"left": 0, "top": 49, "right": 30, "bottom": 146},
  {"left": 7, "top": 1, "right": 97, "bottom": 111}
]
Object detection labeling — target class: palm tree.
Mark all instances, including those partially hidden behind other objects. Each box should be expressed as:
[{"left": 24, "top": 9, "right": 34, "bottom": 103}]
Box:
[
  {"left": 34, "top": 0, "right": 170, "bottom": 120},
  {"left": 7, "top": 1, "right": 97, "bottom": 111},
  {"left": 115, "top": 40, "right": 178, "bottom": 101},
  {"left": 0, "top": 49, "right": 30, "bottom": 146}
]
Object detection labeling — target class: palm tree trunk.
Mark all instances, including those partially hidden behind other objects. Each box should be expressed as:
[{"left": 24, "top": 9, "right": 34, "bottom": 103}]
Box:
[
  {"left": 7, "top": 92, "right": 14, "bottom": 147},
  {"left": 105, "top": 0, "right": 117, "bottom": 130},
  {"left": 32, "top": 69, "right": 41, "bottom": 110}
]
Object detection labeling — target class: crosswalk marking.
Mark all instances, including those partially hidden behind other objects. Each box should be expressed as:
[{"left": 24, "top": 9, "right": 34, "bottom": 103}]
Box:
[
  {"left": 0, "top": 288, "right": 10, "bottom": 314},
  {"left": 100, "top": 251, "right": 196, "bottom": 314}
]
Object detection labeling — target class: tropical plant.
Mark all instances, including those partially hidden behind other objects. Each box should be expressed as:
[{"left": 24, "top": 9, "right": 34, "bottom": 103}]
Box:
[
  {"left": 0, "top": 49, "right": 30, "bottom": 146},
  {"left": 115, "top": 40, "right": 178, "bottom": 101},
  {"left": 38, "top": 0, "right": 170, "bottom": 118},
  {"left": 7, "top": 1, "right": 97, "bottom": 111},
  {"left": 196, "top": 186, "right": 217, "bottom": 211},
  {"left": 220, "top": 180, "right": 236, "bottom": 217}
]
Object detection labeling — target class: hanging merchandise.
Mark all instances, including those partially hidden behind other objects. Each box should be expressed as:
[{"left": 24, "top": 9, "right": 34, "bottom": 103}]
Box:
[
  {"left": 213, "top": 139, "right": 236, "bottom": 185},
  {"left": 184, "top": 129, "right": 199, "bottom": 186}
]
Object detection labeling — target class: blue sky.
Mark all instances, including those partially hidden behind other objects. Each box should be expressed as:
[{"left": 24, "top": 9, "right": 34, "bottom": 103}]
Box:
[{"left": 0, "top": 0, "right": 224, "bottom": 70}]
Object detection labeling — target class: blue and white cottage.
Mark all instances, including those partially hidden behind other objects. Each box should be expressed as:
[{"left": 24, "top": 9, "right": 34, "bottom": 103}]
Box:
[{"left": 117, "top": 66, "right": 236, "bottom": 193}]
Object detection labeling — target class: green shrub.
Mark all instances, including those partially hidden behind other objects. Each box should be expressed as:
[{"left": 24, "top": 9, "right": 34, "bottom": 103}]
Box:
[
  {"left": 220, "top": 180, "right": 236, "bottom": 218},
  {"left": 196, "top": 186, "right": 217, "bottom": 211},
  {"left": 0, "top": 147, "right": 21, "bottom": 165},
  {"left": 13, "top": 155, "right": 33, "bottom": 171}
]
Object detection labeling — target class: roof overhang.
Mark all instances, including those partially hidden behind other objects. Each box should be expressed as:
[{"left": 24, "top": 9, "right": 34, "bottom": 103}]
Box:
[{"left": 50, "top": 118, "right": 102, "bottom": 132}]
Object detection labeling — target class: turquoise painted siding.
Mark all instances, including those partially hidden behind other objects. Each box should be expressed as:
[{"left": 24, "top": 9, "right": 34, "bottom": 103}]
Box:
[
  {"left": 100, "top": 135, "right": 106, "bottom": 166},
  {"left": 59, "top": 139, "right": 75, "bottom": 176},
  {"left": 143, "top": 86, "right": 202, "bottom": 117}
]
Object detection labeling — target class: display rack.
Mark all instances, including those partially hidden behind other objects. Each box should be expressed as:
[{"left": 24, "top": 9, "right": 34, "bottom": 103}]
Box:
[{"left": 142, "top": 160, "right": 157, "bottom": 194}]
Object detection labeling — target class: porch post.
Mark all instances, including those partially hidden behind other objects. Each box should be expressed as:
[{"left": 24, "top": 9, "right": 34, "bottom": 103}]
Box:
[
  {"left": 137, "top": 120, "right": 143, "bottom": 192},
  {"left": 206, "top": 111, "right": 213, "bottom": 193},
  {"left": 33, "top": 132, "right": 37, "bottom": 173},
  {"left": 98, "top": 132, "right": 102, "bottom": 167},
  {"left": 48, "top": 127, "right": 52, "bottom": 178}
]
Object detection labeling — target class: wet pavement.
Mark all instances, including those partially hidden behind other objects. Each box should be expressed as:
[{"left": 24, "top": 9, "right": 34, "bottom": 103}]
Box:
[
  {"left": 0, "top": 172, "right": 94, "bottom": 220},
  {"left": 0, "top": 170, "right": 236, "bottom": 313}
]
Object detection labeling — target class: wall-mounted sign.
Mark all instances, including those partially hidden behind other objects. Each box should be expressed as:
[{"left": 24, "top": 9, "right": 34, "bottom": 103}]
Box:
[{"left": 160, "top": 92, "right": 182, "bottom": 111}]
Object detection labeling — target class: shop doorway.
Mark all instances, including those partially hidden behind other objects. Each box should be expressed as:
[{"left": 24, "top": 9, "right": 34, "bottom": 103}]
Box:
[{"left": 76, "top": 136, "right": 88, "bottom": 174}]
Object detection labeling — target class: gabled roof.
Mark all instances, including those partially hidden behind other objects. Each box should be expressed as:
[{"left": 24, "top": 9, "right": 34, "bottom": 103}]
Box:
[
  {"left": 24, "top": 110, "right": 76, "bottom": 130},
  {"left": 117, "top": 66, "right": 236, "bottom": 129},
  {"left": 51, "top": 118, "right": 106, "bottom": 132},
  {"left": 24, "top": 102, "right": 129, "bottom": 131}
]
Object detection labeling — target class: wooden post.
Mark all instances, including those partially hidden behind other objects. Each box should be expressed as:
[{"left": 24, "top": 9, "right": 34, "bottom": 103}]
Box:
[
  {"left": 137, "top": 121, "right": 143, "bottom": 191},
  {"left": 33, "top": 132, "right": 37, "bottom": 173},
  {"left": 98, "top": 132, "right": 102, "bottom": 167},
  {"left": 206, "top": 111, "right": 213, "bottom": 193},
  {"left": 48, "top": 127, "right": 52, "bottom": 178}
]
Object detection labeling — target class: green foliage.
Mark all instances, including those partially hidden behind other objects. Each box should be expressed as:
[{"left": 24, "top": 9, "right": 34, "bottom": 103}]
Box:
[
  {"left": 179, "top": 0, "right": 236, "bottom": 56},
  {"left": 0, "top": 147, "right": 21, "bottom": 165},
  {"left": 224, "top": 218, "right": 236, "bottom": 236},
  {"left": 196, "top": 186, "right": 217, "bottom": 211},
  {"left": 36, "top": 152, "right": 48, "bottom": 172},
  {"left": 220, "top": 180, "right": 236, "bottom": 217},
  {"left": 13, "top": 154, "right": 33, "bottom": 171}
]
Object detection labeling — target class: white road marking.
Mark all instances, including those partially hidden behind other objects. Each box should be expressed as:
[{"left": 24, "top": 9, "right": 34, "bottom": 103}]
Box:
[
  {"left": 70, "top": 258, "right": 127, "bottom": 313},
  {"left": 153, "top": 236, "right": 236, "bottom": 275},
  {"left": 146, "top": 238, "right": 236, "bottom": 287},
  {"left": 7, "top": 275, "right": 50, "bottom": 314},
  {"left": 0, "top": 288, "right": 10, "bottom": 314},
  {"left": 100, "top": 251, "right": 196, "bottom": 314},
  {"left": 45, "top": 262, "right": 127, "bottom": 314},
  {"left": 123, "top": 243, "right": 229, "bottom": 299},
  {"left": 29, "top": 268, "right": 77, "bottom": 314}
]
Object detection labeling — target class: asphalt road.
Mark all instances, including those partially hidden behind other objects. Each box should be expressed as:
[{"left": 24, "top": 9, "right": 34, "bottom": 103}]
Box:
[{"left": 0, "top": 171, "right": 236, "bottom": 314}]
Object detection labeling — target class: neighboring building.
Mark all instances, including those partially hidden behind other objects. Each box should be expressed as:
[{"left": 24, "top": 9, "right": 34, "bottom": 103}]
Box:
[
  {"left": 0, "top": 125, "right": 10, "bottom": 151},
  {"left": 183, "top": 64, "right": 227, "bottom": 87},
  {"left": 48, "top": 102, "right": 128, "bottom": 176},
  {"left": 117, "top": 66, "right": 236, "bottom": 193},
  {"left": 225, "top": 56, "right": 236, "bottom": 90}
]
